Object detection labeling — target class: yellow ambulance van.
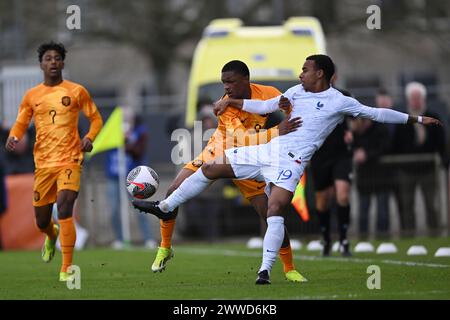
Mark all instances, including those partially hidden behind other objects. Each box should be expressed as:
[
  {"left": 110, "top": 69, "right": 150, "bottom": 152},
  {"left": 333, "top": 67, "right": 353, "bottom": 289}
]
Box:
[{"left": 185, "top": 17, "right": 326, "bottom": 127}]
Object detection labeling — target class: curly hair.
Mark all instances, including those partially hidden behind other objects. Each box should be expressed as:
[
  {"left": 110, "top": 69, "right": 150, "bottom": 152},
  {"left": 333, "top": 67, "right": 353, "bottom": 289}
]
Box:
[{"left": 37, "top": 41, "right": 67, "bottom": 62}]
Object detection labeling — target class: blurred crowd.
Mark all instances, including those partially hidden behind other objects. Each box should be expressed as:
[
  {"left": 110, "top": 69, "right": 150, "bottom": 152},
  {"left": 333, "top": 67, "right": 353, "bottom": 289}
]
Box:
[{"left": 351, "top": 82, "right": 447, "bottom": 237}]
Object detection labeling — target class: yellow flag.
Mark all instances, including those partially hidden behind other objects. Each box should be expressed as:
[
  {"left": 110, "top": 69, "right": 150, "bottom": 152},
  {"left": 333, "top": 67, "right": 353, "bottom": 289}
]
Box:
[
  {"left": 291, "top": 171, "right": 310, "bottom": 222},
  {"left": 87, "top": 107, "right": 124, "bottom": 158}
]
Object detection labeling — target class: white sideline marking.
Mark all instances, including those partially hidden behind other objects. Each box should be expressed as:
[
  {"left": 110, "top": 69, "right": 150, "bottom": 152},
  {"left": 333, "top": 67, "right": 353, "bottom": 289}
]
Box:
[{"left": 178, "top": 247, "right": 450, "bottom": 269}]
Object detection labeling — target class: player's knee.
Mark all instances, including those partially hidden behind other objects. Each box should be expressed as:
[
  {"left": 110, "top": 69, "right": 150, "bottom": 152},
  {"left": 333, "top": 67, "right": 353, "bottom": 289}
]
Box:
[
  {"left": 56, "top": 199, "right": 75, "bottom": 219},
  {"left": 34, "top": 206, "right": 52, "bottom": 229},
  {"left": 267, "top": 201, "right": 285, "bottom": 216},
  {"left": 35, "top": 218, "right": 50, "bottom": 230}
]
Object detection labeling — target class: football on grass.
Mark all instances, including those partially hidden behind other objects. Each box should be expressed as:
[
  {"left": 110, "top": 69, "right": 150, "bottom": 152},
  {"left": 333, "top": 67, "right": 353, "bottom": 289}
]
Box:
[{"left": 126, "top": 166, "right": 159, "bottom": 199}]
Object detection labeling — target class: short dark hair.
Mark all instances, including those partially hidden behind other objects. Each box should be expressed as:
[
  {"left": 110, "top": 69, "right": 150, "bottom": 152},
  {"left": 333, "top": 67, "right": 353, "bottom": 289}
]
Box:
[
  {"left": 37, "top": 41, "right": 67, "bottom": 62},
  {"left": 306, "top": 54, "right": 335, "bottom": 83},
  {"left": 221, "top": 60, "right": 250, "bottom": 77}
]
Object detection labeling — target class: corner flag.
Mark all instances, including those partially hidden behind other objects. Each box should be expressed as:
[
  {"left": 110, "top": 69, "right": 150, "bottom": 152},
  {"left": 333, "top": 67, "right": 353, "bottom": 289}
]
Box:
[
  {"left": 88, "top": 107, "right": 124, "bottom": 158},
  {"left": 291, "top": 171, "right": 310, "bottom": 222}
]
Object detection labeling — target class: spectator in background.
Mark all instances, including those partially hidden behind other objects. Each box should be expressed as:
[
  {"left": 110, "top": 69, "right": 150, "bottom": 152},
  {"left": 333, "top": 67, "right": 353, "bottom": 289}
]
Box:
[
  {"left": 375, "top": 88, "right": 396, "bottom": 137},
  {"left": 106, "top": 114, "right": 156, "bottom": 249},
  {"left": 392, "top": 82, "right": 447, "bottom": 236},
  {"left": 351, "top": 117, "right": 390, "bottom": 238},
  {"left": 370, "top": 88, "right": 396, "bottom": 237}
]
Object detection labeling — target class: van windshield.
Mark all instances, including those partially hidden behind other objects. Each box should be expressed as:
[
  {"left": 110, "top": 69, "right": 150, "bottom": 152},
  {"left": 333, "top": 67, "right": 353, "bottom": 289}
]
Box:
[{"left": 197, "top": 80, "right": 299, "bottom": 107}]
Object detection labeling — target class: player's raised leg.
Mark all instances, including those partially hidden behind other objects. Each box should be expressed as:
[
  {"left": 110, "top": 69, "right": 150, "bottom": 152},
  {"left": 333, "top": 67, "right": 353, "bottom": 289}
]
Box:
[
  {"left": 256, "top": 185, "right": 293, "bottom": 285},
  {"left": 132, "top": 156, "right": 236, "bottom": 217},
  {"left": 249, "top": 194, "right": 307, "bottom": 283},
  {"left": 35, "top": 204, "right": 59, "bottom": 263},
  {"left": 151, "top": 168, "right": 195, "bottom": 272},
  {"left": 57, "top": 189, "right": 78, "bottom": 281}
]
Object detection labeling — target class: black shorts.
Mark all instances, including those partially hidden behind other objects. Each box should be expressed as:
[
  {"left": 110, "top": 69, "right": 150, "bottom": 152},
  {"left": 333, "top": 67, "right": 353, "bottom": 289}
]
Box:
[{"left": 310, "top": 156, "right": 352, "bottom": 191}]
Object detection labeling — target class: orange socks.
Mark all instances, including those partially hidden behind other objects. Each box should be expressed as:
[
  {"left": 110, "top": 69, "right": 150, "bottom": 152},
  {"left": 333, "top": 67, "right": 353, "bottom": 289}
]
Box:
[
  {"left": 160, "top": 219, "right": 176, "bottom": 248},
  {"left": 39, "top": 219, "right": 57, "bottom": 241},
  {"left": 59, "top": 217, "right": 76, "bottom": 273},
  {"left": 279, "top": 245, "right": 295, "bottom": 273}
]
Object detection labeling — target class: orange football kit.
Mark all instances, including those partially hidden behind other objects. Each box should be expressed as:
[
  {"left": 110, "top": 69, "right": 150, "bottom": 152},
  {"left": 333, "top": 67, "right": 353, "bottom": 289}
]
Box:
[
  {"left": 9, "top": 80, "right": 102, "bottom": 275},
  {"left": 9, "top": 80, "right": 103, "bottom": 206}
]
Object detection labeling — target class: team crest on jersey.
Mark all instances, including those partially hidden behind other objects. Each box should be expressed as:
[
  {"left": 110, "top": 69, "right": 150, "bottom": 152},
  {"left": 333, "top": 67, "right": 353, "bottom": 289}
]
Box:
[
  {"left": 316, "top": 101, "right": 324, "bottom": 110},
  {"left": 192, "top": 160, "right": 203, "bottom": 167},
  {"left": 61, "top": 96, "right": 71, "bottom": 107}
]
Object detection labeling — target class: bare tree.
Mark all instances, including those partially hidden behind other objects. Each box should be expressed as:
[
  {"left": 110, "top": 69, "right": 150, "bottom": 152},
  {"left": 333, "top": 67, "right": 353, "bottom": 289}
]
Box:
[
  {"left": 0, "top": 0, "right": 60, "bottom": 60},
  {"left": 81, "top": 0, "right": 272, "bottom": 94}
]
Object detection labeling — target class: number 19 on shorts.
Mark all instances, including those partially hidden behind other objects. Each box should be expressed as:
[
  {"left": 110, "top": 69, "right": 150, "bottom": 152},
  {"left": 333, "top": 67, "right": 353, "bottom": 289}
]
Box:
[{"left": 277, "top": 170, "right": 292, "bottom": 181}]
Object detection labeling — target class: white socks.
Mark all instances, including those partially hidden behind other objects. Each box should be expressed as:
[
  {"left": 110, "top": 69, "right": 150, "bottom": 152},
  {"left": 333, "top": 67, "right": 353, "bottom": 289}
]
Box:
[
  {"left": 159, "top": 168, "right": 212, "bottom": 213},
  {"left": 259, "top": 216, "right": 285, "bottom": 274}
]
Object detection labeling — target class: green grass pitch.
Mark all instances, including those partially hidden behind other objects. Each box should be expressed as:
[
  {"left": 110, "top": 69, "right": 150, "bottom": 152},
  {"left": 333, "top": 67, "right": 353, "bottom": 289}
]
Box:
[{"left": 1, "top": 237, "right": 449, "bottom": 299}]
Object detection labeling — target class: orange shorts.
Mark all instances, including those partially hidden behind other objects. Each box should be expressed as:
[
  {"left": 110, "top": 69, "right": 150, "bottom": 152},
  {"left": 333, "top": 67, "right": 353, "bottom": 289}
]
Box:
[
  {"left": 33, "top": 165, "right": 81, "bottom": 207},
  {"left": 183, "top": 146, "right": 266, "bottom": 200}
]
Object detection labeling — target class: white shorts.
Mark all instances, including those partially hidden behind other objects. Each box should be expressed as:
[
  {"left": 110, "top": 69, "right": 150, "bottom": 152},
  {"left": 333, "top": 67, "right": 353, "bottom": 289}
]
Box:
[{"left": 224, "top": 143, "right": 307, "bottom": 195}]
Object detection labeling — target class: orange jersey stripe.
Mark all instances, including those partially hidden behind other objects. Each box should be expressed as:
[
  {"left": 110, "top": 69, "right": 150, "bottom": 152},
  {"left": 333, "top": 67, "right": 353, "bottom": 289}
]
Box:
[{"left": 9, "top": 80, "right": 103, "bottom": 168}]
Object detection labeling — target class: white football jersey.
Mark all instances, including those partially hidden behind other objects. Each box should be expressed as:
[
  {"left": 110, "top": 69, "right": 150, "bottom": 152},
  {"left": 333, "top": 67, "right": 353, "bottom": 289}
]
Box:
[{"left": 243, "top": 84, "right": 408, "bottom": 162}]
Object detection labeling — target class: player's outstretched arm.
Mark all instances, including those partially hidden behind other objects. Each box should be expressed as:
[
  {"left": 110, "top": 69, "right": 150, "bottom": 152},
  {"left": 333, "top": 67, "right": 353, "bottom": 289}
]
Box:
[
  {"left": 342, "top": 97, "right": 442, "bottom": 127},
  {"left": 407, "top": 115, "right": 442, "bottom": 126},
  {"left": 214, "top": 95, "right": 282, "bottom": 116},
  {"left": 213, "top": 98, "right": 244, "bottom": 116}
]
